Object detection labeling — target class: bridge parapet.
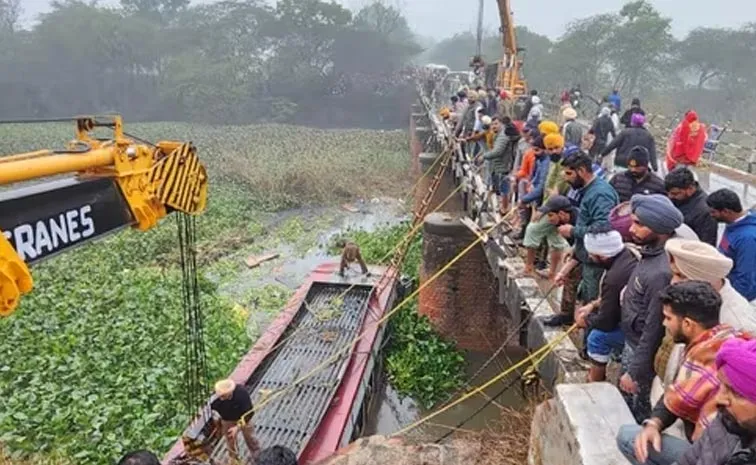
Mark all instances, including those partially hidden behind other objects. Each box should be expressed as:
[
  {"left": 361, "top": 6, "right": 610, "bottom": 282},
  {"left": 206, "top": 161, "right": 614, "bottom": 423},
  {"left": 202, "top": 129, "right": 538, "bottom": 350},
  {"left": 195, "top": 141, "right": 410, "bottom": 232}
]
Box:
[{"left": 412, "top": 69, "right": 589, "bottom": 386}]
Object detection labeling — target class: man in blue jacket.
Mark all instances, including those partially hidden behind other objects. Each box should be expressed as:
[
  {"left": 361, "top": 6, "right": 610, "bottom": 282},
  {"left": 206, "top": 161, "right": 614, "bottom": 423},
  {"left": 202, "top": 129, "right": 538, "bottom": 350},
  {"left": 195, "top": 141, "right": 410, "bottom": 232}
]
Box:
[
  {"left": 609, "top": 89, "right": 622, "bottom": 112},
  {"left": 707, "top": 188, "right": 756, "bottom": 302}
]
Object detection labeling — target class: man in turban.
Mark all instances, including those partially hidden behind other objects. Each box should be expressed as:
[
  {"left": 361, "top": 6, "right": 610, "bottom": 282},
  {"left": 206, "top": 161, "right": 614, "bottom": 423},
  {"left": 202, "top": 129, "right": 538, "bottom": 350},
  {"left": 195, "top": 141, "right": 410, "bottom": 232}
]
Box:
[
  {"left": 667, "top": 338, "right": 756, "bottom": 465},
  {"left": 618, "top": 281, "right": 749, "bottom": 465},
  {"left": 619, "top": 194, "right": 683, "bottom": 422},
  {"left": 650, "top": 239, "right": 756, "bottom": 432},
  {"left": 562, "top": 107, "right": 584, "bottom": 147},
  {"left": 602, "top": 111, "right": 658, "bottom": 173}
]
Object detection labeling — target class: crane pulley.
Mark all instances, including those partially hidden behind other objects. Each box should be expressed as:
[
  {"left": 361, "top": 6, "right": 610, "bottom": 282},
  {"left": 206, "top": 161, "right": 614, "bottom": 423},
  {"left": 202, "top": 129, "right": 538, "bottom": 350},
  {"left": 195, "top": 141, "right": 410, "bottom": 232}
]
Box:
[{"left": 0, "top": 115, "right": 208, "bottom": 317}]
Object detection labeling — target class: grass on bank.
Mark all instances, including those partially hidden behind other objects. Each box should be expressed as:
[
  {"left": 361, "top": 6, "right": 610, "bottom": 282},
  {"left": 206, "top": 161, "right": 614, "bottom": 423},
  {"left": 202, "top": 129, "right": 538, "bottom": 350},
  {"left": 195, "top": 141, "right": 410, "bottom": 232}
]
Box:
[{"left": 0, "top": 123, "right": 412, "bottom": 464}]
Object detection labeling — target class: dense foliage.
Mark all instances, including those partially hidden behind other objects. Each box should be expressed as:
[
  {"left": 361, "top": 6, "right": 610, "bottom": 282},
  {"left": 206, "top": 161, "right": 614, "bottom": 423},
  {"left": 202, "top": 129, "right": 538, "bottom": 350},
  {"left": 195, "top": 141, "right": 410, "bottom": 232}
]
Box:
[
  {"left": 0, "top": 123, "right": 410, "bottom": 464},
  {"left": 345, "top": 224, "right": 466, "bottom": 409},
  {"left": 0, "top": 0, "right": 419, "bottom": 128}
]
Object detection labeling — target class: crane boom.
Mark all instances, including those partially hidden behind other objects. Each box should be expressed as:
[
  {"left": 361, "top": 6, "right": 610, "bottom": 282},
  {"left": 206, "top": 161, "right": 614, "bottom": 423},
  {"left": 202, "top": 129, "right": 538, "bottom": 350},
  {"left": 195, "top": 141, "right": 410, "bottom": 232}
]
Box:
[
  {"left": 495, "top": 0, "right": 527, "bottom": 96},
  {"left": 0, "top": 116, "right": 208, "bottom": 316}
]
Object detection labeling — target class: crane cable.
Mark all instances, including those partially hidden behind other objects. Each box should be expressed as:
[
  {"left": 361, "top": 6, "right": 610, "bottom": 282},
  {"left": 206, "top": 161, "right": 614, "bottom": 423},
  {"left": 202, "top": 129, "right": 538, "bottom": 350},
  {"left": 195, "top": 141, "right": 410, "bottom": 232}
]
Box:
[{"left": 177, "top": 212, "right": 211, "bottom": 422}]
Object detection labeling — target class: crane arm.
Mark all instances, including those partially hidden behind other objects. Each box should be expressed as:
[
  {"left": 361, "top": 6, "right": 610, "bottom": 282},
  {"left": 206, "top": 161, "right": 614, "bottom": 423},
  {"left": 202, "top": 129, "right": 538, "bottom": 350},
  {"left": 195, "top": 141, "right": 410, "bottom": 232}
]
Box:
[
  {"left": 497, "top": 0, "right": 517, "bottom": 57},
  {"left": 0, "top": 116, "right": 208, "bottom": 316}
]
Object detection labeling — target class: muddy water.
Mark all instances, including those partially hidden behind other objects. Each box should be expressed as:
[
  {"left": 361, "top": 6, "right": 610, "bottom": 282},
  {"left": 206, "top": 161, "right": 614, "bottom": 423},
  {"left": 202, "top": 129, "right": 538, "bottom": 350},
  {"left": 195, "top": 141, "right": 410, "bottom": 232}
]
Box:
[
  {"left": 365, "top": 347, "right": 532, "bottom": 442},
  {"left": 216, "top": 197, "right": 408, "bottom": 295}
]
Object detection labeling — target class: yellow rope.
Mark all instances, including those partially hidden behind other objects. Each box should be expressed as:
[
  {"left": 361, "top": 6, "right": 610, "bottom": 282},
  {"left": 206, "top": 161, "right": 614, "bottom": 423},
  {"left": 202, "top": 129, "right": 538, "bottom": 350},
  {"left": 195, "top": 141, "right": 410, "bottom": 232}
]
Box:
[
  {"left": 239, "top": 217, "right": 504, "bottom": 424},
  {"left": 403, "top": 147, "right": 450, "bottom": 205},
  {"left": 257, "top": 161, "right": 463, "bottom": 356},
  {"left": 390, "top": 324, "right": 578, "bottom": 438}
]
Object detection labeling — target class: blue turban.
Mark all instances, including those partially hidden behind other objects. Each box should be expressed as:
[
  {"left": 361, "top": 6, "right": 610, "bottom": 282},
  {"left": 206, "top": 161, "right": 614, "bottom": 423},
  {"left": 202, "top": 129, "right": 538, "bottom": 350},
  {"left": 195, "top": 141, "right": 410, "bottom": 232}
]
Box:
[{"left": 630, "top": 194, "right": 683, "bottom": 235}]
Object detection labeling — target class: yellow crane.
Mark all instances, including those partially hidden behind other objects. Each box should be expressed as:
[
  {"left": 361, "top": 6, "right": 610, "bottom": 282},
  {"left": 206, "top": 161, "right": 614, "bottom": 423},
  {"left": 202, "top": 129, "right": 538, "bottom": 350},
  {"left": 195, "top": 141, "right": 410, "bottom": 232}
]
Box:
[
  {"left": 470, "top": 0, "right": 528, "bottom": 96},
  {"left": 0, "top": 115, "right": 208, "bottom": 317},
  {"left": 495, "top": 0, "right": 528, "bottom": 96}
]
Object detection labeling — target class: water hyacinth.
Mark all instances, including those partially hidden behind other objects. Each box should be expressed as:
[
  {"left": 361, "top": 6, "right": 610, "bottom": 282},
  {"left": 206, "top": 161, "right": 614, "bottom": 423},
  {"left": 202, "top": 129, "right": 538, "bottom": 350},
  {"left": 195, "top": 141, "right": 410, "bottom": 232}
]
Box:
[{"left": 0, "top": 122, "right": 411, "bottom": 464}]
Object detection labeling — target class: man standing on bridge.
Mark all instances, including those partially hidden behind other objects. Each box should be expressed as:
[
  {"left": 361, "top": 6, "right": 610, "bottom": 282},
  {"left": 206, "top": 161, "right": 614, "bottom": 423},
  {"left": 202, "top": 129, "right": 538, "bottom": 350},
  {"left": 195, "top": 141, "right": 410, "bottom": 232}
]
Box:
[
  {"left": 707, "top": 188, "right": 756, "bottom": 303},
  {"left": 665, "top": 167, "right": 718, "bottom": 246},
  {"left": 619, "top": 194, "right": 683, "bottom": 422}
]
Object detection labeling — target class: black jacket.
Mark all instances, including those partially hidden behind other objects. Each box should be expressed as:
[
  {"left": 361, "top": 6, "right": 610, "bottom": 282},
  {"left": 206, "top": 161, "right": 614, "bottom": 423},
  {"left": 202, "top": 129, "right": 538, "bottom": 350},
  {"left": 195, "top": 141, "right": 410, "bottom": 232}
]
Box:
[
  {"left": 587, "top": 247, "right": 639, "bottom": 332},
  {"left": 620, "top": 241, "right": 672, "bottom": 383},
  {"left": 602, "top": 127, "right": 658, "bottom": 171},
  {"left": 590, "top": 115, "right": 616, "bottom": 143},
  {"left": 609, "top": 171, "right": 666, "bottom": 203},
  {"left": 620, "top": 107, "right": 646, "bottom": 128},
  {"left": 676, "top": 188, "right": 719, "bottom": 246}
]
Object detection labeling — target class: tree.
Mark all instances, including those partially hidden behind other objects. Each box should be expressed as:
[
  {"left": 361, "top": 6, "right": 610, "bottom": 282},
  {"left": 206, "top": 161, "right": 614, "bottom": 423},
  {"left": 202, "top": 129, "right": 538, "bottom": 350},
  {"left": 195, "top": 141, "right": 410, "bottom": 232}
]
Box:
[
  {"left": 0, "top": 0, "right": 20, "bottom": 32},
  {"left": 607, "top": 1, "right": 674, "bottom": 96},
  {"left": 551, "top": 14, "right": 617, "bottom": 95},
  {"left": 677, "top": 28, "right": 736, "bottom": 89},
  {"left": 120, "top": 0, "right": 189, "bottom": 24}
]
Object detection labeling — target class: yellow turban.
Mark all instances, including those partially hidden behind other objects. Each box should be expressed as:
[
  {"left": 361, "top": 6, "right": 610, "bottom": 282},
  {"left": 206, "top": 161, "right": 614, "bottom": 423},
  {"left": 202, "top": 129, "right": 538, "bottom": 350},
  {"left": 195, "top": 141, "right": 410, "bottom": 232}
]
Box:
[
  {"left": 538, "top": 120, "right": 560, "bottom": 135},
  {"left": 544, "top": 133, "right": 565, "bottom": 150}
]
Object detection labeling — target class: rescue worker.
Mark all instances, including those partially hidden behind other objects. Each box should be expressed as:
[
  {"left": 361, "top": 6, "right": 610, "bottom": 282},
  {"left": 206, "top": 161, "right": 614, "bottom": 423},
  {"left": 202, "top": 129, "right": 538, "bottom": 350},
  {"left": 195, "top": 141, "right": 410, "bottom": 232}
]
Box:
[
  {"left": 338, "top": 240, "right": 369, "bottom": 277},
  {"left": 577, "top": 227, "right": 639, "bottom": 382},
  {"left": 211, "top": 379, "right": 261, "bottom": 463},
  {"left": 546, "top": 153, "right": 619, "bottom": 327},
  {"left": 483, "top": 116, "right": 520, "bottom": 213}
]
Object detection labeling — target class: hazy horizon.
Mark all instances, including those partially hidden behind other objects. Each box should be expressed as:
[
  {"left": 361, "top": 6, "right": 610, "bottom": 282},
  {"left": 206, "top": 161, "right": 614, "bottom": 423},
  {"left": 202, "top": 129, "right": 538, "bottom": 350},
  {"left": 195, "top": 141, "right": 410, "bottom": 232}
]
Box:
[{"left": 18, "top": 0, "right": 754, "bottom": 40}]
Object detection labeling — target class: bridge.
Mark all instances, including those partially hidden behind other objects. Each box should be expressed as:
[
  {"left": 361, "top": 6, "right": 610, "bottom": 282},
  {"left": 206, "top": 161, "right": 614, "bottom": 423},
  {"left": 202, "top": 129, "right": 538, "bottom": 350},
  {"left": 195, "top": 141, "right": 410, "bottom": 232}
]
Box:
[{"left": 404, "top": 67, "right": 756, "bottom": 465}]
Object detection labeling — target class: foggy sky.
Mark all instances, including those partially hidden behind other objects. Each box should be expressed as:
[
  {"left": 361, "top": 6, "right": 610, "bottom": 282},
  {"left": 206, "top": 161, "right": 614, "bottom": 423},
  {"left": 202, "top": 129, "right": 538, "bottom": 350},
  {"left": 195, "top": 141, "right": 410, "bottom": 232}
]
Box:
[{"left": 20, "top": 0, "right": 753, "bottom": 40}]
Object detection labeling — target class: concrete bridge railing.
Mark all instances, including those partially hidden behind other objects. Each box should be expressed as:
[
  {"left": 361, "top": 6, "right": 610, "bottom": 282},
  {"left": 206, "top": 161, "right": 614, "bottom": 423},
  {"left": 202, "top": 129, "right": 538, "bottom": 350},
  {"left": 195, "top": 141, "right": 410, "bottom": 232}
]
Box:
[{"left": 410, "top": 68, "right": 636, "bottom": 465}]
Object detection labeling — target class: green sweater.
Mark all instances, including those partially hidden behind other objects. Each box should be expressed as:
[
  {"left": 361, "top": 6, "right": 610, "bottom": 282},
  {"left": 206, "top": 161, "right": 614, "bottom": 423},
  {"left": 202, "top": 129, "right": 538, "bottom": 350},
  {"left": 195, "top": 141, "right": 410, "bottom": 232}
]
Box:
[{"left": 542, "top": 161, "right": 570, "bottom": 203}]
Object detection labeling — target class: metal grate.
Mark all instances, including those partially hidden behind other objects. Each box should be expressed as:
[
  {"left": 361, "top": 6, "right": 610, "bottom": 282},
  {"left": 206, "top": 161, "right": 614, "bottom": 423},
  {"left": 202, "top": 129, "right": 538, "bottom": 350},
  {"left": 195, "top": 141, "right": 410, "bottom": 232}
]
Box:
[{"left": 210, "top": 283, "right": 373, "bottom": 463}]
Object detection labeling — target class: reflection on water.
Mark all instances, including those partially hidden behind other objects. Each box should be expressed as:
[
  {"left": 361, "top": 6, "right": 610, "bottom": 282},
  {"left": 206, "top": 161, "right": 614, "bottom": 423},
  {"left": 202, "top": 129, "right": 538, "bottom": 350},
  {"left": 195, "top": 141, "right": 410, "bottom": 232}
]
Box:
[{"left": 365, "top": 347, "right": 531, "bottom": 442}]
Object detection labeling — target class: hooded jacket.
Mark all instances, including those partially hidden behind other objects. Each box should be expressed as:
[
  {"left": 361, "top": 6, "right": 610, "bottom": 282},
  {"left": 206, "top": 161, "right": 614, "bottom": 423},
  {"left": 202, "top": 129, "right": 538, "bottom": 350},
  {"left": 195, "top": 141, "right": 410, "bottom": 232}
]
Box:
[
  {"left": 621, "top": 240, "right": 673, "bottom": 383},
  {"left": 521, "top": 154, "right": 551, "bottom": 205},
  {"left": 675, "top": 188, "right": 719, "bottom": 246},
  {"left": 601, "top": 127, "right": 658, "bottom": 171},
  {"left": 719, "top": 212, "right": 756, "bottom": 301}
]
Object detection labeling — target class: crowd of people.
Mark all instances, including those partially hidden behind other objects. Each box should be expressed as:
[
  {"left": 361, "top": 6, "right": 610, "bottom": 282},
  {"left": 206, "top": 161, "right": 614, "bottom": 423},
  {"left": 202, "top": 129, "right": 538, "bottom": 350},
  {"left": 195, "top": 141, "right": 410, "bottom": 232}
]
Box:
[{"left": 442, "top": 85, "right": 756, "bottom": 465}]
